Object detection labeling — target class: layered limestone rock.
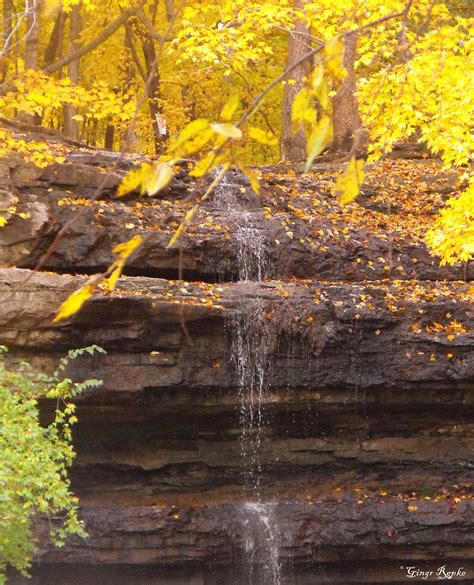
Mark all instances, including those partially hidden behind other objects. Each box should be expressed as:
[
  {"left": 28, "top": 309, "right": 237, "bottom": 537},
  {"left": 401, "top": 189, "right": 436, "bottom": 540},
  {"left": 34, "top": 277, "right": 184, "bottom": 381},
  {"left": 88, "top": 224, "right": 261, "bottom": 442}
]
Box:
[
  {"left": 1, "top": 139, "right": 473, "bottom": 584},
  {"left": 0, "top": 148, "right": 469, "bottom": 282},
  {"left": 2, "top": 268, "right": 473, "bottom": 583}
]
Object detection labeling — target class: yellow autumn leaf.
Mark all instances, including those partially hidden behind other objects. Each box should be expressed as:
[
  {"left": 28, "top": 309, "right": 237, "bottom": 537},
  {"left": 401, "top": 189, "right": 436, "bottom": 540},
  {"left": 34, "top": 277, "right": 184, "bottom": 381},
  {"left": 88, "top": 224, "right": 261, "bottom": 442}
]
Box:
[
  {"left": 316, "top": 77, "right": 329, "bottom": 112},
  {"left": 242, "top": 166, "right": 261, "bottom": 194},
  {"left": 210, "top": 122, "right": 242, "bottom": 139},
  {"left": 143, "top": 161, "right": 174, "bottom": 196},
  {"left": 311, "top": 65, "right": 324, "bottom": 91},
  {"left": 117, "top": 161, "right": 174, "bottom": 197},
  {"left": 336, "top": 157, "right": 365, "bottom": 205},
  {"left": 168, "top": 118, "right": 210, "bottom": 154},
  {"left": 54, "top": 284, "right": 94, "bottom": 322},
  {"left": 324, "top": 36, "right": 347, "bottom": 85},
  {"left": 291, "top": 87, "right": 312, "bottom": 132},
  {"left": 167, "top": 206, "right": 198, "bottom": 248},
  {"left": 303, "top": 106, "right": 318, "bottom": 125},
  {"left": 43, "top": 0, "right": 62, "bottom": 15},
  {"left": 190, "top": 152, "right": 224, "bottom": 178},
  {"left": 178, "top": 128, "right": 215, "bottom": 156},
  {"left": 305, "top": 115, "right": 331, "bottom": 171},
  {"left": 426, "top": 177, "right": 474, "bottom": 265},
  {"left": 106, "top": 266, "right": 122, "bottom": 291},
  {"left": 112, "top": 235, "right": 143, "bottom": 260},
  {"left": 248, "top": 127, "right": 278, "bottom": 146},
  {"left": 117, "top": 163, "right": 153, "bottom": 197},
  {"left": 219, "top": 91, "right": 240, "bottom": 122},
  {"left": 212, "top": 133, "right": 228, "bottom": 150}
]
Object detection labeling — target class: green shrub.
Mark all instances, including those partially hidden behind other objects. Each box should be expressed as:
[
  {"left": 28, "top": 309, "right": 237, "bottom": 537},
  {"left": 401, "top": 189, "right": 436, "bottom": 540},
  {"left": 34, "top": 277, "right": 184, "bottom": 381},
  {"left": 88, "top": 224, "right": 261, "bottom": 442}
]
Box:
[{"left": 0, "top": 345, "right": 105, "bottom": 583}]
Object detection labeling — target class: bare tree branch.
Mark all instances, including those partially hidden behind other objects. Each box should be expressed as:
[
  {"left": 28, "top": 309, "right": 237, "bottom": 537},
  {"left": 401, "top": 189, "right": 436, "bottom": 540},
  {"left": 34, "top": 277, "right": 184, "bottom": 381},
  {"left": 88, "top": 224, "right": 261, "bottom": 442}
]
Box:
[
  {"left": 125, "top": 21, "right": 148, "bottom": 83},
  {"left": 135, "top": 6, "right": 173, "bottom": 41},
  {"left": 43, "top": 5, "right": 140, "bottom": 75}
]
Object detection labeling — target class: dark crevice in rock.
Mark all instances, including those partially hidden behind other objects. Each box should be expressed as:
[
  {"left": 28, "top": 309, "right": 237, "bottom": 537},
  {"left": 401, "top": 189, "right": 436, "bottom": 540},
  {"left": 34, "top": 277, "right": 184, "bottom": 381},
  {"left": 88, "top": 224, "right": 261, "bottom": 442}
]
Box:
[{"left": 47, "top": 264, "right": 238, "bottom": 284}]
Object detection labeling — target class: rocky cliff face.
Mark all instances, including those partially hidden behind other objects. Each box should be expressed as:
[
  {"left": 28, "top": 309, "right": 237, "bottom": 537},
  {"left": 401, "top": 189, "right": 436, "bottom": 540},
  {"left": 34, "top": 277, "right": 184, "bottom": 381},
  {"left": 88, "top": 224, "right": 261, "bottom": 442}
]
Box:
[{"left": 1, "top": 139, "right": 473, "bottom": 584}]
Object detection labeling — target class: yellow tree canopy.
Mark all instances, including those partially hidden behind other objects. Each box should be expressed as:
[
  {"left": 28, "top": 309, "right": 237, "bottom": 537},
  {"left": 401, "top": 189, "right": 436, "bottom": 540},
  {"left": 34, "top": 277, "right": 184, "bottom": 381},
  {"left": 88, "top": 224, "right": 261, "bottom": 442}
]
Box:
[{"left": 0, "top": 0, "right": 472, "bottom": 281}]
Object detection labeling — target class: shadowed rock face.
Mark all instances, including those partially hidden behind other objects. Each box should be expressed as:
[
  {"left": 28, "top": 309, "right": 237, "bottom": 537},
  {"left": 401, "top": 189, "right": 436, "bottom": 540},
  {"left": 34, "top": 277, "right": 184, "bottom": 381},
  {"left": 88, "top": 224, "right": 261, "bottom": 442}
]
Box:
[{"left": 1, "top": 145, "right": 473, "bottom": 584}]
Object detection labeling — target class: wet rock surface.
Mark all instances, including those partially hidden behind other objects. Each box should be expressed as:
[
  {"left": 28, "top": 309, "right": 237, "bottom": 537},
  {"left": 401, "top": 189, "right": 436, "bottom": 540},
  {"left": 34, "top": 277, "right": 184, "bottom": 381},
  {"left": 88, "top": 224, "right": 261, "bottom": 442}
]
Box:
[{"left": 1, "top": 143, "right": 473, "bottom": 584}]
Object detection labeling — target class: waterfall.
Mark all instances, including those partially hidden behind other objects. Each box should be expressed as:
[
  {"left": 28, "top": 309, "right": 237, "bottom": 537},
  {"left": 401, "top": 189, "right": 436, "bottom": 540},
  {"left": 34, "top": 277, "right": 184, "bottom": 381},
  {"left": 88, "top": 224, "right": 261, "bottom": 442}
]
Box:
[
  {"left": 231, "top": 274, "right": 283, "bottom": 585},
  {"left": 217, "top": 174, "right": 283, "bottom": 584},
  {"left": 242, "top": 502, "right": 282, "bottom": 585},
  {"left": 233, "top": 300, "right": 270, "bottom": 494},
  {"left": 234, "top": 218, "right": 269, "bottom": 282},
  {"left": 214, "top": 172, "right": 270, "bottom": 282}
]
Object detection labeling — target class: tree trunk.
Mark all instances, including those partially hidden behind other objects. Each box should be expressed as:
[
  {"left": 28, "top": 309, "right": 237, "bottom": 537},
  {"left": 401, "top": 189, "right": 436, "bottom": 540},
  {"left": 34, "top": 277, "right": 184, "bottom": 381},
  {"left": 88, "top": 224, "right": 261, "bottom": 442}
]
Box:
[
  {"left": 121, "top": 22, "right": 142, "bottom": 152},
  {"left": 2, "top": 0, "right": 13, "bottom": 79},
  {"left": 25, "top": 0, "right": 42, "bottom": 71},
  {"left": 21, "top": 0, "right": 42, "bottom": 124},
  {"left": 43, "top": 9, "right": 66, "bottom": 129},
  {"left": 63, "top": 2, "right": 81, "bottom": 139},
  {"left": 43, "top": 9, "right": 66, "bottom": 69},
  {"left": 331, "top": 33, "right": 365, "bottom": 153},
  {"left": 165, "top": 0, "right": 174, "bottom": 21},
  {"left": 280, "top": 0, "right": 308, "bottom": 162},
  {"left": 43, "top": 5, "right": 138, "bottom": 76},
  {"left": 2, "top": 0, "right": 13, "bottom": 49},
  {"left": 104, "top": 123, "right": 115, "bottom": 150},
  {"left": 142, "top": 37, "right": 165, "bottom": 155}
]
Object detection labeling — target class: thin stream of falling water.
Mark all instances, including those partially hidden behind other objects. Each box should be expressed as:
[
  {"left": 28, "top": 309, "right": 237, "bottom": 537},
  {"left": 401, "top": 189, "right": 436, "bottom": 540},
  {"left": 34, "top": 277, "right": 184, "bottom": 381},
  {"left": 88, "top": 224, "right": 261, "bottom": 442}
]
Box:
[
  {"left": 235, "top": 220, "right": 269, "bottom": 282},
  {"left": 217, "top": 172, "right": 271, "bottom": 492},
  {"left": 233, "top": 304, "right": 270, "bottom": 495},
  {"left": 214, "top": 173, "right": 270, "bottom": 282},
  {"left": 243, "top": 503, "right": 282, "bottom": 585},
  {"left": 216, "top": 175, "right": 283, "bottom": 584},
  {"left": 232, "top": 283, "right": 283, "bottom": 585}
]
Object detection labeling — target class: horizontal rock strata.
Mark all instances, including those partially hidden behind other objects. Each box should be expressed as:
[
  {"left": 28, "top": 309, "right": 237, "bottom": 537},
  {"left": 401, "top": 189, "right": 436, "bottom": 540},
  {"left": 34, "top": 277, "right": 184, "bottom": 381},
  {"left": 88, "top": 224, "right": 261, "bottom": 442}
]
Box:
[
  {"left": 1, "top": 142, "right": 473, "bottom": 583},
  {"left": 2, "top": 268, "right": 473, "bottom": 583},
  {"left": 0, "top": 150, "right": 470, "bottom": 282}
]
